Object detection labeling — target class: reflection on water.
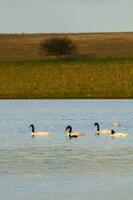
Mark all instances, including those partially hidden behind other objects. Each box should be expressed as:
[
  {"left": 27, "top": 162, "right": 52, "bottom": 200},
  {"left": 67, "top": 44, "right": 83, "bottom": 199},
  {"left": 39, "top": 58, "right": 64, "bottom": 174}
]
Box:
[{"left": 0, "top": 100, "right": 132, "bottom": 200}]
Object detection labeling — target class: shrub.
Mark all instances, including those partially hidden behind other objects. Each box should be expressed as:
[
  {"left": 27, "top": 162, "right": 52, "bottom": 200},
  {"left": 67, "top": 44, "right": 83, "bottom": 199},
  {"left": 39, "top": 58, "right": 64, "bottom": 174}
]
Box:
[{"left": 40, "top": 37, "right": 76, "bottom": 57}]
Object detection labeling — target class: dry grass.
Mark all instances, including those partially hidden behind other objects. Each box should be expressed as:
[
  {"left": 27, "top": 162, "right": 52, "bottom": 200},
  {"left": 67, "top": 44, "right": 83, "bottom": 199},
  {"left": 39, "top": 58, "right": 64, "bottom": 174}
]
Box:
[
  {"left": 0, "top": 32, "right": 133, "bottom": 61},
  {"left": 0, "top": 59, "right": 133, "bottom": 99}
]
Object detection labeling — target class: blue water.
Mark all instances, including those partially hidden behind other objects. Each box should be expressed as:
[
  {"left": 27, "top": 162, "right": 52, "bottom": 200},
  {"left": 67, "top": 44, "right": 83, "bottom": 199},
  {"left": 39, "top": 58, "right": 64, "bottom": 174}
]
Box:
[{"left": 0, "top": 100, "right": 132, "bottom": 200}]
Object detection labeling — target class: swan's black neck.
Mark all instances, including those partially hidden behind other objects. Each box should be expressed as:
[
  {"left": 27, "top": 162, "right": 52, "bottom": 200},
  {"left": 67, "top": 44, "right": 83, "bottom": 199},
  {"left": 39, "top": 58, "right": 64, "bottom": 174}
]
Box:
[
  {"left": 95, "top": 123, "right": 100, "bottom": 131},
  {"left": 66, "top": 125, "right": 72, "bottom": 133},
  {"left": 31, "top": 125, "right": 35, "bottom": 132}
]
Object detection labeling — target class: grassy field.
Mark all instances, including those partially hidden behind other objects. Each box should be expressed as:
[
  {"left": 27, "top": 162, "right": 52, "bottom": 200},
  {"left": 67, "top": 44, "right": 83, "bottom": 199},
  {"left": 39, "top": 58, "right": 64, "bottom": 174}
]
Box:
[
  {"left": 0, "top": 32, "right": 133, "bottom": 61},
  {"left": 0, "top": 58, "right": 133, "bottom": 99},
  {"left": 0, "top": 32, "right": 133, "bottom": 99}
]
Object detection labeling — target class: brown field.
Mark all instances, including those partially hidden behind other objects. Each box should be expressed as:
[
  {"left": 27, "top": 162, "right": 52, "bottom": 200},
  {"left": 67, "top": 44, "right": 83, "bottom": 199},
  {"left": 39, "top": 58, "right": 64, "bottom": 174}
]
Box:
[
  {"left": 0, "top": 32, "right": 133, "bottom": 99},
  {"left": 0, "top": 32, "right": 133, "bottom": 61}
]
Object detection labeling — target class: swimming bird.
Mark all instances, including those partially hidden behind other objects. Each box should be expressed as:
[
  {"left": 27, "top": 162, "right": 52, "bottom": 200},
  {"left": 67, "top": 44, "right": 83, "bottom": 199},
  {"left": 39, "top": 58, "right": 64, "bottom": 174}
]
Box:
[
  {"left": 112, "top": 121, "right": 121, "bottom": 127},
  {"left": 111, "top": 129, "right": 128, "bottom": 138},
  {"left": 65, "top": 125, "right": 85, "bottom": 137},
  {"left": 94, "top": 122, "right": 111, "bottom": 135},
  {"left": 29, "top": 124, "right": 50, "bottom": 137},
  {"left": 65, "top": 125, "right": 80, "bottom": 138}
]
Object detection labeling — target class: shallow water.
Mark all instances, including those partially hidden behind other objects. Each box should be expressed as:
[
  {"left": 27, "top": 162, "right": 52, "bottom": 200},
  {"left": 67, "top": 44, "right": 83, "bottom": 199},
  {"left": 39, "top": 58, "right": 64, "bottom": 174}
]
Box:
[{"left": 0, "top": 100, "right": 132, "bottom": 200}]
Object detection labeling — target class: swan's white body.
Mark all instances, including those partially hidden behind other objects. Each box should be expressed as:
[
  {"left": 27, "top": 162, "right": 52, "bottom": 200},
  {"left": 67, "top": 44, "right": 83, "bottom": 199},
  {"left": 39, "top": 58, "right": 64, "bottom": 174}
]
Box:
[
  {"left": 67, "top": 131, "right": 85, "bottom": 137},
  {"left": 31, "top": 132, "right": 50, "bottom": 137},
  {"left": 94, "top": 122, "right": 111, "bottom": 135},
  {"left": 111, "top": 132, "right": 128, "bottom": 138},
  {"left": 96, "top": 129, "right": 112, "bottom": 135}
]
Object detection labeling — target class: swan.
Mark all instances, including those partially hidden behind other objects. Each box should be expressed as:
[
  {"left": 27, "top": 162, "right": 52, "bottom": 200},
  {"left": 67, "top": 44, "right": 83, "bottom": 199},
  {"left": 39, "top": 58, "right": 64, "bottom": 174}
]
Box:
[
  {"left": 65, "top": 125, "right": 85, "bottom": 137},
  {"left": 65, "top": 125, "right": 83, "bottom": 138},
  {"left": 111, "top": 129, "right": 128, "bottom": 138},
  {"left": 29, "top": 124, "right": 50, "bottom": 137},
  {"left": 112, "top": 121, "right": 121, "bottom": 127},
  {"left": 94, "top": 122, "right": 111, "bottom": 135}
]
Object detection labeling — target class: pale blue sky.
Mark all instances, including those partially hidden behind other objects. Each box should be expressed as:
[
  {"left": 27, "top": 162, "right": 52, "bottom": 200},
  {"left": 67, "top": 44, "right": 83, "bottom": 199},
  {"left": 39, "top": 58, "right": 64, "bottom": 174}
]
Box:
[{"left": 0, "top": 0, "right": 133, "bottom": 33}]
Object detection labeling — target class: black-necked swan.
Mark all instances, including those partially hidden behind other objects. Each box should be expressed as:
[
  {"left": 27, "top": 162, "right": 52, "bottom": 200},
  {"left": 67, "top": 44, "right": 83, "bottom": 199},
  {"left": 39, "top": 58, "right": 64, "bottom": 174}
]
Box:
[
  {"left": 29, "top": 124, "right": 50, "bottom": 137},
  {"left": 94, "top": 122, "right": 111, "bottom": 135},
  {"left": 65, "top": 125, "right": 79, "bottom": 138},
  {"left": 65, "top": 125, "right": 85, "bottom": 137},
  {"left": 111, "top": 129, "right": 128, "bottom": 138}
]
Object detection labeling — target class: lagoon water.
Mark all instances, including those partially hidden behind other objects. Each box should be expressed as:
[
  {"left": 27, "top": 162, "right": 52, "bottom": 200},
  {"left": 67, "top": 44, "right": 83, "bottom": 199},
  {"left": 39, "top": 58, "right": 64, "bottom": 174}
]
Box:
[{"left": 0, "top": 100, "right": 132, "bottom": 200}]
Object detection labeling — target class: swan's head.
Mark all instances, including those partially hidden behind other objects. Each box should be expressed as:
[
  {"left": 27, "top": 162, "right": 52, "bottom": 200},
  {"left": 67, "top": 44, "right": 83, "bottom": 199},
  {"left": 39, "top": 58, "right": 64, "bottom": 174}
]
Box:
[
  {"left": 111, "top": 129, "right": 115, "bottom": 135},
  {"left": 65, "top": 125, "right": 72, "bottom": 133},
  {"left": 29, "top": 124, "right": 34, "bottom": 128},
  {"left": 94, "top": 122, "right": 99, "bottom": 126}
]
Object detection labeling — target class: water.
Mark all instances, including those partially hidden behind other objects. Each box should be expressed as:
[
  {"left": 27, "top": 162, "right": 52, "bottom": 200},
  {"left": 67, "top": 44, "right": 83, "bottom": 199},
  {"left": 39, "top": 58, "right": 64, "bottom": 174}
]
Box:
[{"left": 0, "top": 100, "right": 132, "bottom": 200}]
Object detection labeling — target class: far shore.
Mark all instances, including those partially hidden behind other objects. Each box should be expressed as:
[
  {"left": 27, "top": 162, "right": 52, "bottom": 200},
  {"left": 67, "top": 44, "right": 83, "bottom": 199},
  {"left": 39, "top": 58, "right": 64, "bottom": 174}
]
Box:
[{"left": 0, "top": 32, "right": 133, "bottom": 99}]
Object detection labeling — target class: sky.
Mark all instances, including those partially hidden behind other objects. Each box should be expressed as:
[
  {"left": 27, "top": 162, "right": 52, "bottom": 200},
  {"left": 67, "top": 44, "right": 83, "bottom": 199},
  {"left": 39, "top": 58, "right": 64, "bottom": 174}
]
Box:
[{"left": 0, "top": 0, "right": 133, "bottom": 33}]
